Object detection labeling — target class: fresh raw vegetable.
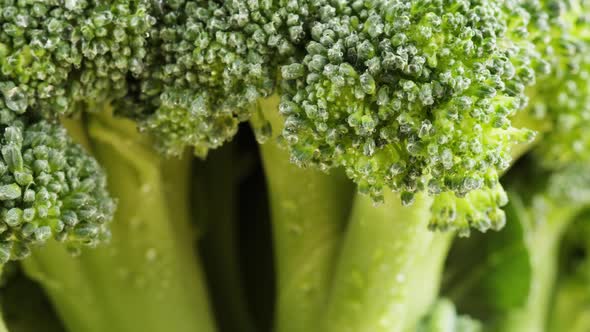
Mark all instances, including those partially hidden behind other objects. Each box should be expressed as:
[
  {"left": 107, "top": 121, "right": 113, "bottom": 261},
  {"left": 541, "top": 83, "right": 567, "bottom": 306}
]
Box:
[{"left": 0, "top": 1, "right": 588, "bottom": 332}]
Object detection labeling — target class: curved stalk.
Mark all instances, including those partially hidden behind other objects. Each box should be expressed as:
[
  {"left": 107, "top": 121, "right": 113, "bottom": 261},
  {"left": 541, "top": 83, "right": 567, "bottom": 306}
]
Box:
[
  {"left": 0, "top": 314, "right": 7, "bottom": 332},
  {"left": 255, "top": 96, "right": 354, "bottom": 332},
  {"left": 498, "top": 200, "right": 579, "bottom": 332},
  {"left": 23, "top": 110, "right": 217, "bottom": 332},
  {"left": 321, "top": 192, "right": 446, "bottom": 332}
]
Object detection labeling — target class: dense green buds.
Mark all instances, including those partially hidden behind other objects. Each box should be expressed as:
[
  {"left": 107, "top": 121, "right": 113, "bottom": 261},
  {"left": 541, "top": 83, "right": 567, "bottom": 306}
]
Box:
[
  {"left": 0, "top": 0, "right": 153, "bottom": 116},
  {"left": 525, "top": 0, "right": 590, "bottom": 167},
  {"left": 120, "top": 0, "right": 335, "bottom": 156},
  {"left": 0, "top": 110, "right": 114, "bottom": 263},
  {"left": 115, "top": 0, "right": 590, "bottom": 232},
  {"left": 278, "top": 0, "right": 541, "bottom": 230},
  {"left": 2, "top": 0, "right": 584, "bottom": 235},
  {"left": 281, "top": 0, "right": 538, "bottom": 200},
  {"left": 431, "top": 184, "right": 508, "bottom": 236}
]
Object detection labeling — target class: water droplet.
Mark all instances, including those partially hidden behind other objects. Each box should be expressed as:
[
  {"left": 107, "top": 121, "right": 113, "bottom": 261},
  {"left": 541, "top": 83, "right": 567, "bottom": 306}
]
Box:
[
  {"left": 3, "top": 87, "right": 28, "bottom": 113},
  {"left": 145, "top": 248, "right": 158, "bottom": 261},
  {"left": 254, "top": 121, "right": 272, "bottom": 144},
  {"left": 287, "top": 223, "right": 303, "bottom": 235},
  {"left": 141, "top": 184, "right": 152, "bottom": 194},
  {"left": 395, "top": 273, "right": 406, "bottom": 283}
]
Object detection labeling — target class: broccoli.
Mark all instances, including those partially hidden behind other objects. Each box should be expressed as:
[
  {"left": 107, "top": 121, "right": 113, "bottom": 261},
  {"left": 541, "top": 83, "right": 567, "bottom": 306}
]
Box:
[
  {"left": 0, "top": 0, "right": 587, "bottom": 332},
  {"left": 0, "top": 110, "right": 114, "bottom": 330},
  {"left": 442, "top": 158, "right": 590, "bottom": 332},
  {"left": 1, "top": 1, "right": 217, "bottom": 331},
  {"left": 549, "top": 209, "right": 590, "bottom": 332},
  {"left": 417, "top": 298, "right": 482, "bottom": 332}
]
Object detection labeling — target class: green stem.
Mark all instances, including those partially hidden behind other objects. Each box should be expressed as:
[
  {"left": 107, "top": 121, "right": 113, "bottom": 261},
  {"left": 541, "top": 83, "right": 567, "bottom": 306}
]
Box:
[
  {"left": 403, "top": 232, "right": 454, "bottom": 332},
  {"left": 0, "top": 314, "right": 7, "bottom": 332},
  {"left": 498, "top": 204, "right": 576, "bottom": 332},
  {"left": 549, "top": 274, "right": 590, "bottom": 332},
  {"left": 321, "top": 191, "right": 445, "bottom": 332},
  {"left": 197, "top": 144, "right": 256, "bottom": 332},
  {"left": 23, "top": 110, "right": 217, "bottom": 332},
  {"left": 255, "top": 96, "right": 354, "bottom": 332},
  {"left": 0, "top": 274, "right": 9, "bottom": 332}
]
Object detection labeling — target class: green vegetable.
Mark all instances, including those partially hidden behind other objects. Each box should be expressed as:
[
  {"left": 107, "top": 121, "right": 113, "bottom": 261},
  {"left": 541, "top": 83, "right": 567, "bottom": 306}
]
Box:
[
  {"left": 0, "top": 1, "right": 587, "bottom": 332},
  {"left": 23, "top": 111, "right": 216, "bottom": 332},
  {"left": 0, "top": 112, "right": 114, "bottom": 329}
]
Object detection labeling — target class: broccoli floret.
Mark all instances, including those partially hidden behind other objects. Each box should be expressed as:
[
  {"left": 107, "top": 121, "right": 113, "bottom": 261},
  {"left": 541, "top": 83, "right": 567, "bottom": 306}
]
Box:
[
  {"left": 0, "top": 111, "right": 114, "bottom": 262},
  {"left": 273, "top": 0, "right": 547, "bottom": 235},
  {"left": 0, "top": 107, "right": 114, "bottom": 330},
  {"left": 0, "top": 0, "right": 153, "bottom": 116},
  {"left": 119, "top": 0, "right": 318, "bottom": 156},
  {"left": 524, "top": 0, "right": 590, "bottom": 166},
  {"left": 281, "top": 0, "right": 537, "bottom": 199}
]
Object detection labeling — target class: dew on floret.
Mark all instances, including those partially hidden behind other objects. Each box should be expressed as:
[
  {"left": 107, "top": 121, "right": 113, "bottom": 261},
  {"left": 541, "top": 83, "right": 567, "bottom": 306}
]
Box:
[
  {"left": 363, "top": 139, "right": 376, "bottom": 157},
  {"left": 12, "top": 243, "right": 30, "bottom": 260},
  {"left": 406, "top": 142, "right": 422, "bottom": 156},
  {"left": 34, "top": 226, "right": 52, "bottom": 242},
  {"left": 2, "top": 86, "right": 28, "bottom": 114},
  {"left": 389, "top": 161, "right": 406, "bottom": 176},
  {"left": 5, "top": 207, "right": 22, "bottom": 227},
  {"left": 457, "top": 226, "right": 471, "bottom": 238},
  {"left": 0, "top": 183, "right": 20, "bottom": 200},
  {"left": 360, "top": 73, "right": 376, "bottom": 94}
]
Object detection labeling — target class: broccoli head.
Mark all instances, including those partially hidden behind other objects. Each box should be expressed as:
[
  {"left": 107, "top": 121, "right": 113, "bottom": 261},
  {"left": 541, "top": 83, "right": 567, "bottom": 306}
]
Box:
[{"left": 0, "top": 109, "right": 114, "bottom": 263}]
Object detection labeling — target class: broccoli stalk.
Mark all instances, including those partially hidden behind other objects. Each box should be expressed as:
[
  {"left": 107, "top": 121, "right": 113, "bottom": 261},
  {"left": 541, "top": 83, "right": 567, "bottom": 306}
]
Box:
[
  {"left": 254, "top": 95, "right": 354, "bottom": 332},
  {"left": 442, "top": 161, "right": 590, "bottom": 332},
  {"left": 549, "top": 212, "right": 590, "bottom": 332},
  {"left": 23, "top": 110, "right": 216, "bottom": 332},
  {"left": 497, "top": 192, "right": 582, "bottom": 332},
  {"left": 548, "top": 209, "right": 590, "bottom": 332},
  {"left": 418, "top": 298, "right": 482, "bottom": 332},
  {"left": 0, "top": 108, "right": 114, "bottom": 332},
  {"left": 549, "top": 274, "right": 590, "bottom": 332},
  {"left": 320, "top": 192, "right": 442, "bottom": 332}
]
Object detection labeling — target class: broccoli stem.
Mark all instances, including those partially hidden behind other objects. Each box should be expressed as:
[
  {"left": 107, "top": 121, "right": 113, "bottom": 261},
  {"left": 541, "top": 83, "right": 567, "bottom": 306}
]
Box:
[
  {"left": 404, "top": 232, "right": 455, "bottom": 332},
  {"left": 255, "top": 96, "right": 354, "bottom": 332},
  {"left": 549, "top": 275, "right": 590, "bottom": 332},
  {"left": 321, "top": 192, "right": 451, "bottom": 332},
  {"left": 197, "top": 144, "right": 257, "bottom": 332},
  {"left": 23, "top": 110, "right": 217, "bottom": 332},
  {"left": 0, "top": 300, "right": 8, "bottom": 332},
  {"left": 498, "top": 201, "right": 577, "bottom": 332}
]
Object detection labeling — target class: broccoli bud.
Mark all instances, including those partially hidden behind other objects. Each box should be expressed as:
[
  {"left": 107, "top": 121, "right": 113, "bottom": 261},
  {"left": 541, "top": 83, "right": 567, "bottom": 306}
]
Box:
[
  {"left": 0, "top": 109, "right": 114, "bottom": 263},
  {"left": 279, "top": 0, "right": 539, "bottom": 230},
  {"left": 0, "top": 0, "right": 154, "bottom": 116},
  {"left": 119, "top": 0, "right": 329, "bottom": 156},
  {"left": 525, "top": 0, "right": 590, "bottom": 167}
]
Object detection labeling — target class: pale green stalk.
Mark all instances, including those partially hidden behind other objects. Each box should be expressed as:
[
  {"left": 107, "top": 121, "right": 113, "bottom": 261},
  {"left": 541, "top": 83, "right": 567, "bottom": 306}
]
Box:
[
  {"left": 255, "top": 96, "right": 354, "bottom": 332},
  {"left": 498, "top": 199, "right": 580, "bottom": 332},
  {"left": 321, "top": 192, "right": 447, "bottom": 332},
  {"left": 23, "top": 111, "right": 217, "bottom": 332}
]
